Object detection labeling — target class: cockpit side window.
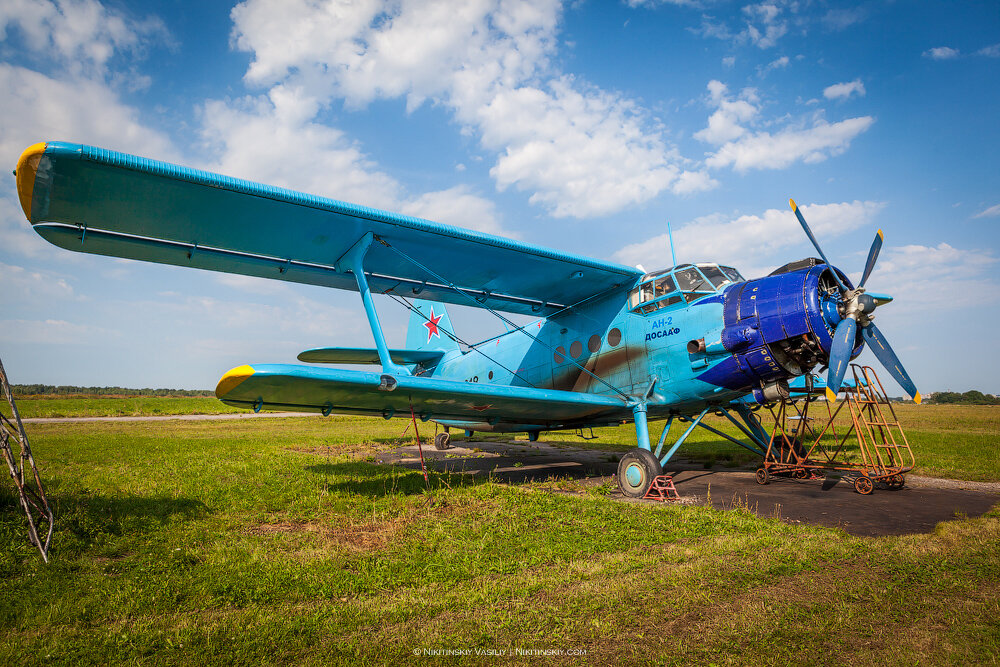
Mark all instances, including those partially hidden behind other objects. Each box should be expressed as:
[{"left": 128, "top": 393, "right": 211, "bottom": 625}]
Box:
[
  {"left": 700, "top": 265, "right": 729, "bottom": 288},
  {"left": 674, "top": 267, "right": 706, "bottom": 291},
  {"left": 721, "top": 266, "right": 744, "bottom": 283},
  {"left": 654, "top": 275, "right": 675, "bottom": 297}
]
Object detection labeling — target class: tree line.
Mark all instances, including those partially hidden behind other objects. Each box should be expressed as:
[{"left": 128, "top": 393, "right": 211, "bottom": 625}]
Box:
[
  {"left": 12, "top": 385, "right": 214, "bottom": 397},
  {"left": 926, "top": 390, "right": 1000, "bottom": 405}
]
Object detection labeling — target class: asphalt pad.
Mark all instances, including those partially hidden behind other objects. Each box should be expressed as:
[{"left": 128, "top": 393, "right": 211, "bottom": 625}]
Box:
[{"left": 382, "top": 439, "right": 1000, "bottom": 537}]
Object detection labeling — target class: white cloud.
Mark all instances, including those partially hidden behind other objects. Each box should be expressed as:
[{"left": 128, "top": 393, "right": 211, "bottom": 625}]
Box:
[
  {"left": 0, "top": 0, "right": 168, "bottom": 78},
  {"left": 400, "top": 186, "right": 509, "bottom": 237},
  {"left": 481, "top": 78, "right": 715, "bottom": 216},
  {"left": 694, "top": 0, "right": 791, "bottom": 49},
  {"left": 198, "top": 86, "right": 518, "bottom": 236},
  {"left": 0, "top": 318, "right": 116, "bottom": 345},
  {"left": 823, "top": 79, "right": 865, "bottom": 101},
  {"left": 706, "top": 115, "right": 874, "bottom": 171},
  {"left": 0, "top": 63, "right": 179, "bottom": 260},
  {"left": 0, "top": 262, "right": 75, "bottom": 304},
  {"left": 860, "top": 243, "right": 999, "bottom": 314},
  {"left": 613, "top": 200, "right": 885, "bottom": 275},
  {"left": 973, "top": 204, "right": 1000, "bottom": 219},
  {"left": 694, "top": 80, "right": 873, "bottom": 171},
  {"left": 924, "top": 46, "right": 959, "bottom": 60},
  {"left": 757, "top": 55, "right": 789, "bottom": 77},
  {"left": 198, "top": 87, "right": 401, "bottom": 210},
  {"left": 822, "top": 8, "right": 866, "bottom": 30},
  {"left": 228, "top": 0, "right": 701, "bottom": 218},
  {"left": 694, "top": 80, "right": 758, "bottom": 144},
  {"left": 0, "top": 64, "right": 177, "bottom": 168},
  {"left": 978, "top": 44, "right": 1000, "bottom": 57}
]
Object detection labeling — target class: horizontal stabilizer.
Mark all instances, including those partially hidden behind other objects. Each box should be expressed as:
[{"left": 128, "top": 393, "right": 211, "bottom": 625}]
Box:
[
  {"left": 216, "top": 364, "right": 626, "bottom": 426},
  {"left": 297, "top": 347, "right": 446, "bottom": 366}
]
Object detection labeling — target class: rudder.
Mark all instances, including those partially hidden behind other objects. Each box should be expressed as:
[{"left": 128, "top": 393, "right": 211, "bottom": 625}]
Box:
[{"left": 406, "top": 300, "right": 460, "bottom": 353}]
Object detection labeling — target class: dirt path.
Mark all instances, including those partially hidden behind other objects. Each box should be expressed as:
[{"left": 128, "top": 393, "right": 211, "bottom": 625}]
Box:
[
  {"left": 382, "top": 440, "right": 1000, "bottom": 537},
  {"left": 21, "top": 411, "right": 320, "bottom": 424}
]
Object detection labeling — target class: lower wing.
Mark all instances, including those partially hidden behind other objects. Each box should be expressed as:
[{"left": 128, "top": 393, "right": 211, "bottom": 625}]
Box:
[{"left": 217, "top": 365, "right": 627, "bottom": 427}]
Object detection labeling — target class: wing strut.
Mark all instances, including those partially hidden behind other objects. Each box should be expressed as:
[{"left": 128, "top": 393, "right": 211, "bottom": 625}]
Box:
[{"left": 335, "top": 232, "right": 410, "bottom": 377}]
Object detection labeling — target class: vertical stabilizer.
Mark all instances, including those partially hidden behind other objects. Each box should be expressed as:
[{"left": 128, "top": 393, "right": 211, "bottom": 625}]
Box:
[{"left": 406, "top": 300, "right": 461, "bottom": 354}]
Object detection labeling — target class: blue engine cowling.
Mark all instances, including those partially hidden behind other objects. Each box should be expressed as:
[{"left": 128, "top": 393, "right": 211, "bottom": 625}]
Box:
[{"left": 697, "top": 264, "right": 861, "bottom": 391}]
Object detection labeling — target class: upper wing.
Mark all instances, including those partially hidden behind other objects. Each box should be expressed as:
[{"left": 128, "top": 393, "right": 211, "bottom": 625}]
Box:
[
  {"left": 216, "top": 364, "right": 627, "bottom": 427},
  {"left": 16, "top": 142, "right": 642, "bottom": 316}
]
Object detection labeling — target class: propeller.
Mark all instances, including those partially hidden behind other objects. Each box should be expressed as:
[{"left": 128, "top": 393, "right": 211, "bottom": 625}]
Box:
[{"left": 789, "top": 199, "right": 921, "bottom": 404}]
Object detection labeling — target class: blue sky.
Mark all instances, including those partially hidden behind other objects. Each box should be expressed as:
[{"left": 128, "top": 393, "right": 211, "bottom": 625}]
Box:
[{"left": 1, "top": 0, "right": 998, "bottom": 394}]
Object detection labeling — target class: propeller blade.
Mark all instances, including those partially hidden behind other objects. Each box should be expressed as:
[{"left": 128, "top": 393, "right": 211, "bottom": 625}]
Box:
[
  {"left": 827, "top": 316, "right": 857, "bottom": 397},
  {"left": 858, "top": 229, "right": 883, "bottom": 288},
  {"left": 861, "top": 322, "right": 922, "bottom": 403},
  {"left": 790, "top": 199, "right": 848, "bottom": 293}
]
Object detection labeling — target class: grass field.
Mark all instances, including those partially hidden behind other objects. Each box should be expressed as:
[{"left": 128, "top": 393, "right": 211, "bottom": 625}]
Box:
[
  {"left": 1, "top": 403, "right": 999, "bottom": 664},
  {"left": 12, "top": 396, "right": 1000, "bottom": 481},
  {"left": 13, "top": 396, "right": 242, "bottom": 418}
]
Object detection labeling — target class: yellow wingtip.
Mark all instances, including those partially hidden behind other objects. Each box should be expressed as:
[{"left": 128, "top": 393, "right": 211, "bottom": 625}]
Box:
[
  {"left": 216, "top": 364, "right": 256, "bottom": 398},
  {"left": 15, "top": 142, "right": 47, "bottom": 221},
  {"left": 913, "top": 391, "right": 922, "bottom": 405},
  {"left": 825, "top": 387, "right": 837, "bottom": 402},
  {"left": 789, "top": 198, "right": 798, "bottom": 211},
  {"left": 877, "top": 228, "right": 884, "bottom": 241}
]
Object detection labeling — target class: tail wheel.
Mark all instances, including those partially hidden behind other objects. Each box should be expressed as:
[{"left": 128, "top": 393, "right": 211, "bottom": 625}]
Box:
[
  {"left": 434, "top": 432, "right": 451, "bottom": 450},
  {"left": 854, "top": 475, "right": 874, "bottom": 495},
  {"left": 617, "top": 448, "right": 663, "bottom": 498}
]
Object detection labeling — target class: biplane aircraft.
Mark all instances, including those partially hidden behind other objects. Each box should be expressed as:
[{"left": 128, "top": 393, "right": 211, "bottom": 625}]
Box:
[{"left": 14, "top": 142, "right": 920, "bottom": 497}]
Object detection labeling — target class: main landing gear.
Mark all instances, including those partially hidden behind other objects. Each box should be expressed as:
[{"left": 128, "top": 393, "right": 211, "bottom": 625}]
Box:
[{"left": 617, "top": 448, "right": 663, "bottom": 498}]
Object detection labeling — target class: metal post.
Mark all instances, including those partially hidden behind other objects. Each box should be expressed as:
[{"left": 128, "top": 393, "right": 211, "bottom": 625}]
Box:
[
  {"left": 660, "top": 407, "right": 710, "bottom": 465},
  {"left": 336, "top": 233, "right": 409, "bottom": 376},
  {"left": 653, "top": 415, "right": 675, "bottom": 458},
  {"left": 632, "top": 403, "right": 650, "bottom": 451}
]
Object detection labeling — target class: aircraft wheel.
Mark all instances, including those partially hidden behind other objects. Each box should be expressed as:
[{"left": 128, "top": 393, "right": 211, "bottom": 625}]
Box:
[
  {"left": 755, "top": 466, "right": 770, "bottom": 485},
  {"left": 434, "top": 432, "right": 451, "bottom": 451},
  {"left": 617, "top": 449, "right": 662, "bottom": 498},
  {"left": 854, "top": 475, "right": 874, "bottom": 495}
]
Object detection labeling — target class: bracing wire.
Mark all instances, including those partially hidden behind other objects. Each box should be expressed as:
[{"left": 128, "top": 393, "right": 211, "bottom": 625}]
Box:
[{"left": 376, "top": 236, "right": 630, "bottom": 401}]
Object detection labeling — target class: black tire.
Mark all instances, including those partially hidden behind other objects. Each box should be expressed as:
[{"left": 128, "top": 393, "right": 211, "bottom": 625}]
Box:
[
  {"left": 434, "top": 432, "right": 451, "bottom": 451},
  {"left": 854, "top": 475, "right": 874, "bottom": 495},
  {"left": 617, "top": 448, "right": 663, "bottom": 498},
  {"left": 755, "top": 466, "right": 770, "bottom": 485}
]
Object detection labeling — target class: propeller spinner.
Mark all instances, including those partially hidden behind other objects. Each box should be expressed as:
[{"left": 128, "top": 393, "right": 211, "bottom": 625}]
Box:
[{"left": 789, "top": 199, "right": 921, "bottom": 404}]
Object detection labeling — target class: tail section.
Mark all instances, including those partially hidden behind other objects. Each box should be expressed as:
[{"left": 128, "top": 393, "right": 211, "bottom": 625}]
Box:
[{"left": 406, "top": 300, "right": 461, "bottom": 354}]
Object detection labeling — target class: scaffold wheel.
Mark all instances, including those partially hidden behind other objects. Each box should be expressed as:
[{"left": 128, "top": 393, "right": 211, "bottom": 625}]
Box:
[
  {"left": 755, "top": 466, "right": 770, "bottom": 485},
  {"left": 854, "top": 475, "right": 874, "bottom": 495}
]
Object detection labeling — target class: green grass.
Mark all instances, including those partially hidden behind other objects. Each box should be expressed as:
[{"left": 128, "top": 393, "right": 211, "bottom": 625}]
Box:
[
  {"left": 1, "top": 416, "right": 998, "bottom": 664},
  {"left": 14, "top": 396, "right": 244, "bottom": 418},
  {"left": 12, "top": 397, "right": 1000, "bottom": 481}
]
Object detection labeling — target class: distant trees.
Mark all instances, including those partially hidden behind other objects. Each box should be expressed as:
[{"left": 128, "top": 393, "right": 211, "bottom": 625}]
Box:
[
  {"left": 927, "top": 390, "right": 1000, "bottom": 405},
  {"left": 12, "top": 385, "right": 214, "bottom": 397}
]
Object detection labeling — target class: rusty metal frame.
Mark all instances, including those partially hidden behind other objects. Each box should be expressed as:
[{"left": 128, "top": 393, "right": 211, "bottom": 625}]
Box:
[
  {"left": 756, "top": 365, "right": 914, "bottom": 494},
  {"left": 0, "top": 357, "right": 53, "bottom": 561}
]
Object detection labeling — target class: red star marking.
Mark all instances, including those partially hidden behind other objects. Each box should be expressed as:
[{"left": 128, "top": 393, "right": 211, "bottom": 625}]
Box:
[
  {"left": 471, "top": 404, "right": 493, "bottom": 412},
  {"left": 423, "top": 307, "right": 443, "bottom": 343}
]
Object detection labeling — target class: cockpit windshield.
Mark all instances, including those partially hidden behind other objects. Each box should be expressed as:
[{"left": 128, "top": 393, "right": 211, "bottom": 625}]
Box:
[{"left": 627, "top": 263, "right": 745, "bottom": 315}]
